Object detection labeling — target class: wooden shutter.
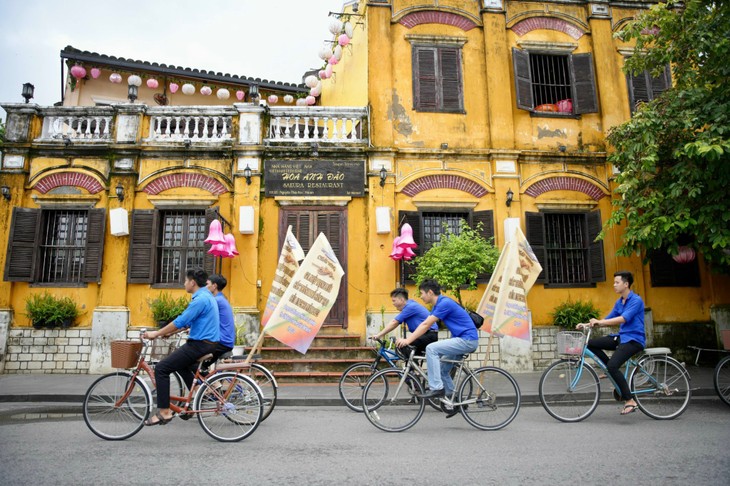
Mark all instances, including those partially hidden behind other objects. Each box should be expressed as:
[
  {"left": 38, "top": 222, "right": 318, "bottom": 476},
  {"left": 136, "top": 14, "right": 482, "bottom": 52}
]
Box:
[
  {"left": 413, "top": 47, "right": 438, "bottom": 111},
  {"left": 513, "top": 48, "right": 534, "bottom": 111},
  {"left": 525, "top": 212, "right": 546, "bottom": 284},
  {"left": 440, "top": 47, "right": 463, "bottom": 112},
  {"left": 4, "top": 207, "right": 40, "bottom": 282},
  {"left": 317, "top": 211, "right": 348, "bottom": 326},
  {"left": 82, "top": 208, "right": 106, "bottom": 283},
  {"left": 282, "top": 210, "right": 312, "bottom": 252},
  {"left": 627, "top": 71, "right": 650, "bottom": 111},
  {"left": 569, "top": 53, "right": 598, "bottom": 114},
  {"left": 127, "top": 210, "right": 157, "bottom": 283},
  {"left": 472, "top": 210, "right": 494, "bottom": 283},
  {"left": 203, "top": 208, "right": 217, "bottom": 276},
  {"left": 399, "top": 211, "right": 422, "bottom": 284},
  {"left": 650, "top": 65, "right": 671, "bottom": 98},
  {"left": 586, "top": 210, "right": 606, "bottom": 283}
]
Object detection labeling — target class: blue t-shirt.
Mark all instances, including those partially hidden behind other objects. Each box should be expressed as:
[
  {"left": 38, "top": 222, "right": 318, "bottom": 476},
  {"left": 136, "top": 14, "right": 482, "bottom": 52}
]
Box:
[
  {"left": 431, "top": 295, "right": 479, "bottom": 340},
  {"left": 395, "top": 299, "right": 437, "bottom": 333},
  {"left": 606, "top": 291, "right": 645, "bottom": 347},
  {"left": 215, "top": 292, "right": 235, "bottom": 348},
  {"left": 173, "top": 287, "right": 220, "bottom": 342}
]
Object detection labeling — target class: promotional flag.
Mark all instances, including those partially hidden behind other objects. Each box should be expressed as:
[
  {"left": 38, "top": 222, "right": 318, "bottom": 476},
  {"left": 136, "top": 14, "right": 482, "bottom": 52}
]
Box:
[
  {"left": 261, "top": 226, "right": 305, "bottom": 328},
  {"left": 264, "top": 233, "right": 344, "bottom": 354},
  {"left": 477, "top": 227, "right": 542, "bottom": 341}
]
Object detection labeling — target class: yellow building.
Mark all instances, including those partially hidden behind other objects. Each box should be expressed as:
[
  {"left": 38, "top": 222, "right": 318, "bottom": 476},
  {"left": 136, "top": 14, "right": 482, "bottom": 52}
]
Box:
[{"left": 1, "top": 0, "right": 728, "bottom": 376}]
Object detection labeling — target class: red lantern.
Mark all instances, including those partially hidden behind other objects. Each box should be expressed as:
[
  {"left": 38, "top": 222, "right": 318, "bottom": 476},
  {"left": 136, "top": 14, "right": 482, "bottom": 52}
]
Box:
[
  {"left": 672, "top": 246, "right": 696, "bottom": 264},
  {"left": 70, "top": 65, "right": 87, "bottom": 80}
]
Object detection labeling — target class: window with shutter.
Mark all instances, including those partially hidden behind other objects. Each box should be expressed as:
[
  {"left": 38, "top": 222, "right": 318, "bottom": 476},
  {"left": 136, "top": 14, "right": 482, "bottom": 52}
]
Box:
[
  {"left": 412, "top": 44, "right": 464, "bottom": 113},
  {"left": 128, "top": 210, "right": 157, "bottom": 284},
  {"left": 4, "top": 208, "right": 40, "bottom": 282},
  {"left": 155, "top": 210, "right": 208, "bottom": 286},
  {"left": 627, "top": 64, "right": 671, "bottom": 113},
  {"left": 649, "top": 248, "right": 700, "bottom": 287}
]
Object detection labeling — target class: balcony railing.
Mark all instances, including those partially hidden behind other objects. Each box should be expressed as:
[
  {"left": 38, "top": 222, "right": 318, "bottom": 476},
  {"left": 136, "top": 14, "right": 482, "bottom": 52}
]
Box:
[
  {"left": 37, "top": 107, "right": 114, "bottom": 142},
  {"left": 145, "top": 106, "right": 235, "bottom": 143},
  {"left": 266, "top": 106, "right": 368, "bottom": 144}
]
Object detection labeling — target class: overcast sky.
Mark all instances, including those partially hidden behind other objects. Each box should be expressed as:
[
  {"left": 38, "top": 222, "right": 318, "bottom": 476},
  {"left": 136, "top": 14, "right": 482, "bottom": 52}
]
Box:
[{"left": 0, "top": 0, "right": 348, "bottom": 117}]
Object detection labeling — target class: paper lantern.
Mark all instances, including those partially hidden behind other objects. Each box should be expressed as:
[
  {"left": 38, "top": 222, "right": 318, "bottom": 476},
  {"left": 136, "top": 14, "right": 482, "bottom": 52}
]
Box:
[
  {"left": 204, "top": 220, "right": 225, "bottom": 245},
  {"left": 389, "top": 236, "right": 404, "bottom": 260},
  {"left": 305, "top": 95, "right": 316, "bottom": 105},
  {"left": 127, "top": 75, "right": 142, "bottom": 87},
  {"left": 268, "top": 94, "right": 278, "bottom": 104},
  {"left": 217, "top": 88, "right": 230, "bottom": 100},
  {"left": 236, "top": 90, "right": 245, "bottom": 101},
  {"left": 169, "top": 82, "right": 179, "bottom": 93},
  {"left": 325, "top": 64, "right": 333, "bottom": 78},
  {"left": 283, "top": 94, "right": 294, "bottom": 104},
  {"left": 672, "top": 246, "right": 696, "bottom": 264},
  {"left": 70, "top": 65, "right": 87, "bottom": 80},
  {"left": 200, "top": 86, "right": 212, "bottom": 96},
  {"left": 208, "top": 243, "right": 228, "bottom": 257},
  {"left": 90, "top": 68, "right": 101, "bottom": 79},
  {"left": 296, "top": 98, "right": 308, "bottom": 106},
  {"left": 329, "top": 19, "right": 343, "bottom": 35},
  {"left": 310, "top": 86, "right": 321, "bottom": 97},
  {"left": 338, "top": 34, "right": 350, "bottom": 46},
  {"left": 109, "top": 73, "right": 122, "bottom": 84},
  {"left": 328, "top": 56, "right": 339, "bottom": 65},
  {"left": 146, "top": 78, "right": 159, "bottom": 89},
  {"left": 344, "top": 22, "right": 354, "bottom": 39},
  {"left": 224, "top": 233, "right": 239, "bottom": 257},
  {"left": 334, "top": 45, "right": 343, "bottom": 61},
  {"left": 305, "top": 75, "right": 319, "bottom": 88},
  {"left": 182, "top": 83, "right": 195, "bottom": 95},
  {"left": 402, "top": 247, "right": 416, "bottom": 261},
  {"left": 318, "top": 47, "right": 333, "bottom": 60},
  {"left": 398, "top": 224, "right": 418, "bottom": 249}
]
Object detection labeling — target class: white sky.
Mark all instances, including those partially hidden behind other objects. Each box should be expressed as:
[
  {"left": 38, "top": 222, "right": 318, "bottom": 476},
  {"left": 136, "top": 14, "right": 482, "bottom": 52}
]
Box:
[{"left": 0, "top": 0, "right": 348, "bottom": 118}]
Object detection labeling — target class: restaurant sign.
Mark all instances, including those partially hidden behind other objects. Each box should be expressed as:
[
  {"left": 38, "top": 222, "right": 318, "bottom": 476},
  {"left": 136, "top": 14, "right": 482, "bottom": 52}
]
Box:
[{"left": 265, "top": 160, "right": 365, "bottom": 197}]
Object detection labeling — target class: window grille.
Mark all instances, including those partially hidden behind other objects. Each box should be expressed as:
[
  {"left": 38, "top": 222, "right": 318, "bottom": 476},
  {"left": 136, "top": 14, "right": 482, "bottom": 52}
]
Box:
[
  {"left": 38, "top": 210, "right": 88, "bottom": 283},
  {"left": 530, "top": 54, "right": 572, "bottom": 109},
  {"left": 157, "top": 210, "right": 206, "bottom": 284},
  {"left": 422, "top": 212, "right": 468, "bottom": 251},
  {"left": 544, "top": 213, "right": 588, "bottom": 285}
]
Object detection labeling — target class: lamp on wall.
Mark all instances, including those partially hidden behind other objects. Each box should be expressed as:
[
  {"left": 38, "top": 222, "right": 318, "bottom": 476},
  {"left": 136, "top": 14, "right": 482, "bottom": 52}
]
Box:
[
  {"left": 127, "top": 84, "right": 138, "bottom": 103},
  {"left": 21, "top": 83, "right": 35, "bottom": 103},
  {"left": 244, "top": 164, "right": 252, "bottom": 185},
  {"left": 506, "top": 188, "right": 514, "bottom": 207},
  {"left": 1, "top": 186, "right": 10, "bottom": 201},
  {"left": 379, "top": 165, "right": 387, "bottom": 187},
  {"left": 115, "top": 183, "right": 125, "bottom": 202},
  {"left": 248, "top": 84, "right": 259, "bottom": 104}
]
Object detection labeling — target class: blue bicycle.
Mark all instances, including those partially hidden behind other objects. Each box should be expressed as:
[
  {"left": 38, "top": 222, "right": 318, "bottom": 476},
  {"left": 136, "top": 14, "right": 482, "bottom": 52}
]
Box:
[
  {"left": 539, "top": 326, "right": 691, "bottom": 422},
  {"left": 339, "top": 338, "right": 401, "bottom": 412}
]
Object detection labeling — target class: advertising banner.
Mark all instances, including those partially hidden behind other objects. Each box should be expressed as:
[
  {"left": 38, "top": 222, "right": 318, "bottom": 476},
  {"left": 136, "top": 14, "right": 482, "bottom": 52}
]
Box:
[{"left": 262, "top": 226, "right": 305, "bottom": 328}]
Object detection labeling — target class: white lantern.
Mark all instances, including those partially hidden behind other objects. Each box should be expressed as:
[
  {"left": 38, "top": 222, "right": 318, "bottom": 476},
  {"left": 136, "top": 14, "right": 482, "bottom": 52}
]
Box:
[
  {"left": 305, "top": 75, "right": 319, "bottom": 88},
  {"left": 283, "top": 94, "right": 294, "bottom": 104},
  {"left": 318, "top": 46, "right": 333, "bottom": 60},
  {"left": 182, "top": 83, "right": 195, "bottom": 95},
  {"left": 305, "top": 95, "right": 316, "bottom": 105},
  {"left": 296, "top": 98, "right": 307, "bottom": 106},
  {"left": 216, "top": 88, "right": 230, "bottom": 100},
  {"left": 310, "top": 85, "right": 321, "bottom": 97},
  {"left": 344, "top": 22, "right": 354, "bottom": 39},
  {"left": 127, "top": 75, "right": 142, "bottom": 87},
  {"left": 334, "top": 45, "right": 343, "bottom": 61},
  {"left": 325, "top": 64, "right": 334, "bottom": 78},
  {"left": 329, "top": 19, "right": 343, "bottom": 35}
]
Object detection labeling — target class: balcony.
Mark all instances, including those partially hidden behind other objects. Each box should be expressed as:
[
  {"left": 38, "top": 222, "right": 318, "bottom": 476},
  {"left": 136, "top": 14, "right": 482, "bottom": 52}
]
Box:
[{"left": 266, "top": 106, "right": 368, "bottom": 144}]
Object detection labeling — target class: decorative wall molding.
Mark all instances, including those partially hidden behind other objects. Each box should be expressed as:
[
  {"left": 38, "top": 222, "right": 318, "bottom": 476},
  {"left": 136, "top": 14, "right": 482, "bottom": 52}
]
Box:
[
  {"left": 401, "top": 174, "right": 488, "bottom": 197},
  {"left": 512, "top": 16, "right": 586, "bottom": 40},
  {"left": 524, "top": 176, "right": 606, "bottom": 200},
  {"left": 399, "top": 10, "right": 479, "bottom": 32},
  {"left": 34, "top": 171, "right": 104, "bottom": 194},
  {"left": 142, "top": 173, "right": 228, "bottom": 195}
]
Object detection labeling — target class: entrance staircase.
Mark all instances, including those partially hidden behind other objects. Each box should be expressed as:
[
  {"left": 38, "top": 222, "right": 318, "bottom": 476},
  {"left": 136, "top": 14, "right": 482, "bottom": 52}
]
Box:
[{"left": 244, "top": 333, "right": 375, "bottom": 383}]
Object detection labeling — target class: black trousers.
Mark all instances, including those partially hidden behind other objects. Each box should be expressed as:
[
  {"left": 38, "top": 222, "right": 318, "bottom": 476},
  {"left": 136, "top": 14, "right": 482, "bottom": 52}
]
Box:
[
  {"left": 155, "top": 339, "right": 217, "bottom": 409},
  {"left": 587, "top": 335, "right": 644, "bottom": 401},
  {"left": 412, "top": 330, "right": 439, "bottom": 357}
]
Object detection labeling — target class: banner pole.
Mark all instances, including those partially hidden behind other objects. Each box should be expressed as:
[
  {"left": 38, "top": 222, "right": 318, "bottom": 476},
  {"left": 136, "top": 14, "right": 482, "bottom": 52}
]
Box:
[
  {"left": 482, "top": 331, "right": 496, "bottom": 368},
  {"left": 244, "top": 330, "right": 266, "bottom": 365}
]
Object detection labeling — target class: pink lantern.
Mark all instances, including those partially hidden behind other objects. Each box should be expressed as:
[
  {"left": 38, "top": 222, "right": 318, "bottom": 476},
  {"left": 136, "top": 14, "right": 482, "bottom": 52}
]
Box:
[
  {"left": 389, "top": 236, "right": 404, "bottom": 260},
  {"left": 398, "top": 223, "right": 418, "bottom": 249},
  {"left": 109, "top": 73, "right": 122, "bottom": 84},
  {"left": 305, "top": 95, "right": 316, "bottom": 105},
  {"left": 70, "top": 65, "right": 87, "bottom": 80},
  {"left": 672, "top": 246, "right": 696, "bottom": 264},
  {"left": 200, "top": 86, "right": 212, "bottom": 96},
  {"left": 328, "top": 56, "right": 339, "bottom": 65},
  {"left": 90, "top": 68, "right": 101, "bottom": 79},
  {"left": 224, "top": 233, "right": 239, "bottom": 257},
  {"left": 338, "top": 34, "right": 350, "bottom": 46},
  {"left": 146, "top": 78, "right": 159, "bottom": 89},
  {"left": 169, "top": 82, "right": 179, "bottom": 93},
  {"left": 268, "top": 94, "right": 278, "bottom": 104},
  {"left": 402, "top": 247, "right": 416, "bottom": 261},
  {"left": 236, "top": 90, "right": 245, "bottom": 101},
  {"left": 207, "top": 242, "right": 229, "bottom": 257},
  {"left": 556, "top": 99, "right": 573, "bottom": 113},
  {"left": 318, "top": 69, "right": 327, "bottom": 79},
  {"left": 204, "top": 220, "right": 226, "bottom": 245}
]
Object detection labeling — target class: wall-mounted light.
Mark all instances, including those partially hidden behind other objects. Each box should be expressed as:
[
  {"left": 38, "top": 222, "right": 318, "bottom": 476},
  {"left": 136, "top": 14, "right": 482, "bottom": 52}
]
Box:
[
  {"left": 311, "top": 142, "right": 319, "bottom": 157},
  {"left": 22, "top": 83, "right": 35, "bottom": 104},
  {"left": 127, "top": 84, "right": 138, "bottom": 103},
  {"left": 1, "top": 186, "right": 11, "bottom": 201},
  {"left": 506, "top": 188, "right": 514, "bottom": 207},
  {"left": 244, "top": 164, "right": 252, "bottom": 185},
  {"left": 379, "top": 166, "right": 387, "bottom": 187},
  {"left": 115, "top": 183, "right": 125, "bottom": 202},
  {"left": 249, "top": 84, "right": 260, "bottom": 104}
]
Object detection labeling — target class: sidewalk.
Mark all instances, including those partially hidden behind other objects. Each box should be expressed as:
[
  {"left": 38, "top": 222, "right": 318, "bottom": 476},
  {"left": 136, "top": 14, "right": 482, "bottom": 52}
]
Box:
[{"left": 0, "top": 365, "right": 719, "bottom": 418}]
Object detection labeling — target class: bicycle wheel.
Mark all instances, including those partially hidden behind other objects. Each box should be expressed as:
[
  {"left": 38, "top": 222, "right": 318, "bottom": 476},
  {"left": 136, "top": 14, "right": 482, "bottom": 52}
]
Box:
[
  {"left": 363, "top": 369, "right": 425, "bottom": 432},
  {"left": 458, "top": 367, "right": 521, "bottom": 431},
  {"left": 339, "top": 362, "right": 383, "bottom": 412},
  {"left": 539, "top": 359, "right": 600, "bottom": 422},
  {"left": 194, "top": 372, "right": 263, "bottom": 442},
  {"left": 83, "top": 372, "right": 151, "bottom": 440},
  {"left": 248, "top": 363, "right": 278, "bottom": 421},
  {"left": 631, "top": 356, "right": 691, "bottom": 419},
  {"left": 714, "top": 355, "right": 730, "bottom": 407}
]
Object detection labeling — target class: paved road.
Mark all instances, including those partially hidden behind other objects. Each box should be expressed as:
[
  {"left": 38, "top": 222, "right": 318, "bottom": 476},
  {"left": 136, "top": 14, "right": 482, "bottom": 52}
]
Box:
[{"left": 1, "top": 400, "right": 728, "bottom": 485}]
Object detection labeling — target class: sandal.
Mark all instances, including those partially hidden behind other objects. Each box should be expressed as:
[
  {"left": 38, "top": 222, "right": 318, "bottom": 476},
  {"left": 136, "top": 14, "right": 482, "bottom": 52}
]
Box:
[
  {"left": 144, "top": 411, "right": 173, "bottom": 426},
  {"left": 620, "top": 403, "right": 638, "bottom": 415}
]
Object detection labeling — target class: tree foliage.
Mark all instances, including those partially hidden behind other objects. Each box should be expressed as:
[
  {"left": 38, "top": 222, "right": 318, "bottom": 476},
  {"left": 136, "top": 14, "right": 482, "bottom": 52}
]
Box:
[
  {"left": 605, "top": 0, "right": 730, "bottom": 273},
  {"left": 410, "top": 220, "right": 500, "bottom": 305}
]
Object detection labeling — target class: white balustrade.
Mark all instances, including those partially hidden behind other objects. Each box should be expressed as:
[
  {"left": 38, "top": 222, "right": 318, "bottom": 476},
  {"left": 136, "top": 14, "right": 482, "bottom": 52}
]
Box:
[
  {"left": 40, "top": 113, "right": 113, "bottom": 141},
  {"left": 267, "top": 107, "right": 368, "bottom": 144},
  {"left": 148, "top": 113, "right": 232, "bottom": 142}
]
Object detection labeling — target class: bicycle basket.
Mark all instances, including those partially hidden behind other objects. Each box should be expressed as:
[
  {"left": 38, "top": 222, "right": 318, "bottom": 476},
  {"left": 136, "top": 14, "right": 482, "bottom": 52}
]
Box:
[
  {"left": 150, "top": 338, "right": 179, "bottom": 361},
  {"left": 556, "top": 331, "right": 584, "bottom": 356},
  {"left": 110, "top": 340, "right": 143, "bottom": 368}
]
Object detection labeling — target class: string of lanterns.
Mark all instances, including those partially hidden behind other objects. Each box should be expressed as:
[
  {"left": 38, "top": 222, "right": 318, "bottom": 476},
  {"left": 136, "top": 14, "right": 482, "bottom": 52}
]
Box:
[{"left": 306, "top": 14, "right": 358, "bottom": 104}]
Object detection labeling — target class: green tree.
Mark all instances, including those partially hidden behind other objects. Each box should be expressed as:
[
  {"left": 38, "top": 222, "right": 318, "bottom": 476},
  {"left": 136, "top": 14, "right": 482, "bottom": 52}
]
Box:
[
  {"left": 605, "top": 0, "right": 730, "bottom": 273},
  {"left": 411, "top": 220, "right": 500, "bottom": 305}
]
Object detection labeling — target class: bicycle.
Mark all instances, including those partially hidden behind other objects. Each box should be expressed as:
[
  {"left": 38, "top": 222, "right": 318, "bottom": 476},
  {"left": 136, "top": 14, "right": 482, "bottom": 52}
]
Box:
[
  {"left": 362, "top": 346, "right": 521, "bottom": 432},
  {"left": 714, "top": 354, "right": 730, "bottom": 407},
  {"left": 338, "top": 337, "right": 401, "bottom": 412},
  {"left": 83, "top": 337, "right": 264, "bottom": 442},
  {"left": 539, "top": 326, "right": 692, "bottom": 422}
]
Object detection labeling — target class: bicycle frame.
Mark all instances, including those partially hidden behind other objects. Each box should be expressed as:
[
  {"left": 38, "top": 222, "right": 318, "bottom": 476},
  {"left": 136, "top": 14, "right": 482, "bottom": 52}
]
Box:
[{"left": 372, "top": 338, "right": 400, "bottom": 369}]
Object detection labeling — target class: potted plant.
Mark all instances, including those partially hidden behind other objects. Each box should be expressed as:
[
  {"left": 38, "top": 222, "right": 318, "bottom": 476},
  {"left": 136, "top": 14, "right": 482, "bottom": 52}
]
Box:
[
  {"left": 550, "top": 299, "right": 600, "bottom": 329},
  {"left": 51, "top": 296, "right": 79, "bottom": 328},
  {"left": 149, "top": 292, "right": 188, "bottom": 328},
  {"left": 25, "top": 292, "right": 79, "bottom": 328}
]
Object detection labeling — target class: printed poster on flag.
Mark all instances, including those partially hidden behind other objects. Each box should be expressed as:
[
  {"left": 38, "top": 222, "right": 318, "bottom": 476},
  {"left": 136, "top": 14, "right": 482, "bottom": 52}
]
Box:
[{"left": 262, "top": 226, "right": 305, "bottom": 328}]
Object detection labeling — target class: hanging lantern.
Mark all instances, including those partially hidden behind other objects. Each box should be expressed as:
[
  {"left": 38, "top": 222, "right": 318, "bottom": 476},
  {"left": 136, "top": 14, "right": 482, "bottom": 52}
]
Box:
[
  {"left": 268, "top": 94, "right": 279, "bottom": 104},
  {"left": 127, "top": 75, "right": 142, "bottom": 87},
  {"left": 338, "top": 34, "right": 350, "bottom": 47},
  {"left": 146, "top": 78, "right": 159, "bottom": 89},
  {"left": 318, "top": 69, "right": 328, "bottom": 79},
  {"left": 90, "top": 68, "right": 101, "bottom": 79},
  {"left": 344, "top": 21, "right": 354, "bottom": 39},
  {"left": 204, "top": 220, "right": 226, "bottom": 245},
  {"left": 283, "top": 94, "right": 294, "bottom": 104},
  {"left": 109, "top": 73, "right": 122, "bottom": 84},
  {"left": 328, "top": 56, "right": 339, "bottom": 66},
  {"left": 305, "top": 95, "right": 316, "bottom": 105},
  {"left": 329, "top": 19, "right": 343, "bottom": 35},
  {"left": 236, "top": 90, "right": 245, "bottom": 101},
  {"left": 305, "top": 75, "right": 319, "bottom": 88},
  {"left": 200, "top": 86, "right": 212, "bottom": 96},
  {"left": 217, "top": 88, "right": 230, "bottom": 100},
  {"left": 398, "top": 224, "right": 418, "bottom": 249},
  {"left": 296, "top": 98, "right": 308, "bottom": 106},
  {"left": 224, "top": 234, "right": 240, "bottom": 257},
  {"left": 333, "top": 45, "right": 343, "bottom": 61},
  {"left": 310, "top": 86, "right": 321, "bottom": 97},
  {"left": 389, "top": 236, "right": 404, "bottom": 260},
  {"left": 169, "top": 82, "right": 179, "bottom": 94},
  {"left": 208, "top": 242, "right": 229, "bottom": 257},
  {"left": 402, "top": 247, "right": 416, "bottom": 261},
  {"left": 672, "top": 246, "right": 696, "bottom": 264},
  {"left": 318, "top": 46, "right": 333, "bottom": 60},
  {"left": 70, "top": 65, "right": 87, "bottom": 80},
  {"left": 182, "top": 83, "right": 195, "bottom": 95},
  {"left": 325, "top": 64, "right": 334, "bottom": 78}
]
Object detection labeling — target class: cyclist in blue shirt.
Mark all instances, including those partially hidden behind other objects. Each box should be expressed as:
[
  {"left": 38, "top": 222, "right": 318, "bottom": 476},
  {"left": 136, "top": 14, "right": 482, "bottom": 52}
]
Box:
[
  {"left": 579, "top": 271, "right": 645, "bottom": 416},
  {"left": 396, "top": 279, "right": 479, "bottom": 404},
  {"left": 143, "top": 268, "right": 220, "bottom": 426},
  {"left": 370, "top": 288, "right": 438, "bottom": 356},
  {"left": 202, "top": 273, "right": 236, "bottom": 367}
]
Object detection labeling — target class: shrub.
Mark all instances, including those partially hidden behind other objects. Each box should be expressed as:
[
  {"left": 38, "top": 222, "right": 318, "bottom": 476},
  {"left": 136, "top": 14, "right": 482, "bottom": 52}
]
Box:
[
  {"left": 149, "top": 292, "right": 188, "bottom": 325},
  {"left": 25, "top": 292, "right": 79, "bottom": 327},
  {"left": 550, "top": 299, "right": 601, "bottom": 329}
]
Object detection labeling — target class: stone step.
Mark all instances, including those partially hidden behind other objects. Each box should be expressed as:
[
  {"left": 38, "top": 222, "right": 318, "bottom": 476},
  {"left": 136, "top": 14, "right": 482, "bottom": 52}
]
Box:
[{"left": 250, "top": 334, "right": 363, "bottom": 348}]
